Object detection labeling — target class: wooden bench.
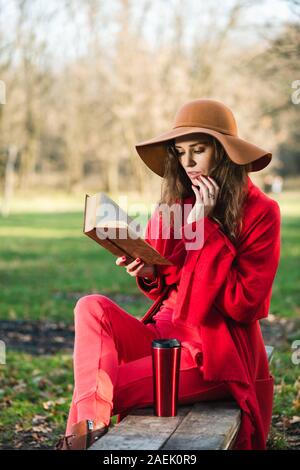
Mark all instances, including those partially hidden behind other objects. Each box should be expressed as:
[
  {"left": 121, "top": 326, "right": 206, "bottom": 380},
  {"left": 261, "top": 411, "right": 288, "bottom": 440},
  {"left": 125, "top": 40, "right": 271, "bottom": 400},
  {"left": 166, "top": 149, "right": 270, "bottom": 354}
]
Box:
[{"left": 89, "top": 345, "right": 274, "bottom": 450}]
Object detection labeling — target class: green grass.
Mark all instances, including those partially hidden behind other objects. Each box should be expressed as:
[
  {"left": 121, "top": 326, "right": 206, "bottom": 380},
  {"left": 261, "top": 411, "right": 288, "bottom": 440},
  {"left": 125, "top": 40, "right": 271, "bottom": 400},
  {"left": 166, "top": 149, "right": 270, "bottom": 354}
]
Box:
[
  {"left": 272, "top": 214, "right": 300, "bottom": 318},
  {"left": 0, "top": 190, "right": 299, "bottom": 322},
  {"left": 0, "top": 350, "right": 119, "bottom": 449},
  {"left": 0, "top": 211, "right": 152, "bottom": 322},
  {"left": 0, "top": 351, "right": 74, "bottom": 448},
  {"left": 267, "top": 349, "right": 300, "bottom": 450},
  {"left": 271, "top": 350, "right": 300, "bottom": 418}
]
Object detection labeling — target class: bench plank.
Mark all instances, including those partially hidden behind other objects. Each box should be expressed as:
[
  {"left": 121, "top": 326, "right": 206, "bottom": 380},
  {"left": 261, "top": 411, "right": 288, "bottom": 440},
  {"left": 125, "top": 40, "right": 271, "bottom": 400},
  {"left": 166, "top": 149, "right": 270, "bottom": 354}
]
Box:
[
  {"left": 89, "top": 402, "right": 240, "bottom": 451},
  {"left": 160, "top": 402, "right": 240, "bottom": 450},
  {"left": 89, "top": 344, "right": 274, "bottom": 450},
  {"left": 89, "top": 406, "right": 192, "bottom": 450}
]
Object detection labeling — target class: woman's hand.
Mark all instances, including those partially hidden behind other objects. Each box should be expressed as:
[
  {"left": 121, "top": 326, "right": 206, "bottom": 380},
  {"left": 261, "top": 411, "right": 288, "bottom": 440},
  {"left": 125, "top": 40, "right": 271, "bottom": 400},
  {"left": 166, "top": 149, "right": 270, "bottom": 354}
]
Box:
[
  {"left": 187, "top": 175, "right": 220, "bottom": 224},
  {"left": 115, "top": 255, "right": 157, "bottom": 280}
]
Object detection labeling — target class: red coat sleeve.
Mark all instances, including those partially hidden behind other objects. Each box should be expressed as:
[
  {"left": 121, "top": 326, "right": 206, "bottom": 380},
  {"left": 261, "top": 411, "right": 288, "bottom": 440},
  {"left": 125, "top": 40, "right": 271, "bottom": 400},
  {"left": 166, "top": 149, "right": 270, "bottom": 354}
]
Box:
[
  {"left": 136, "top": 207, "right": 187, "bottom": 301},
  {"left": 177, "top": 201, "right": 281, "bottom": 326},
  {"left": 213, "top": 200, "right": 281, "bottom": 324},
  {"left": 136, "top": 267, "right": 165, "bottom": 301}
]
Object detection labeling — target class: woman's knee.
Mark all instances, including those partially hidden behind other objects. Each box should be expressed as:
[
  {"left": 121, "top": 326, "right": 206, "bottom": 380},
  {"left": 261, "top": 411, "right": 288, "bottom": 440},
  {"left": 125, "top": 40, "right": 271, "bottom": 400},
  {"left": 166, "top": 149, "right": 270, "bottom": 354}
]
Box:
[{"left": 74, "top": 294, "right": 111, "bottom": 317}]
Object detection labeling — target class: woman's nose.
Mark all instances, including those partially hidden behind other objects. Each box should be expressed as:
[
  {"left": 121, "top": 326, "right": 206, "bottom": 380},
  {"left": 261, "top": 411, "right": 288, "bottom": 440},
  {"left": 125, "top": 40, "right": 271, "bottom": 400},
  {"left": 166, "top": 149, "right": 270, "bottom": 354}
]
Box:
[{"left": 182, "top": 151, "right": 196, "bottom": 168}]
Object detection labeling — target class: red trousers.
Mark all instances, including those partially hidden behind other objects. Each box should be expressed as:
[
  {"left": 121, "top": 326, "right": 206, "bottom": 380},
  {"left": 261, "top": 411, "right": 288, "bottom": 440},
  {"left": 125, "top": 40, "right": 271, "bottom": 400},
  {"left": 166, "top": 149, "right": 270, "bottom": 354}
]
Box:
[{"left": 65, "top": 294, "right": 232, "bottom": 435}]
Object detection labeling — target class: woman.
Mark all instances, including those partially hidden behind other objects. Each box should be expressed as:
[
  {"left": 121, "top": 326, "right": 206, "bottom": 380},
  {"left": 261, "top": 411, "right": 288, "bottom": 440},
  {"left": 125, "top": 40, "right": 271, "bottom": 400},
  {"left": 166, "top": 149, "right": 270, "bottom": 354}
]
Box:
[{"left": 55, "top": 98, "right": 281, "bottom": 450}]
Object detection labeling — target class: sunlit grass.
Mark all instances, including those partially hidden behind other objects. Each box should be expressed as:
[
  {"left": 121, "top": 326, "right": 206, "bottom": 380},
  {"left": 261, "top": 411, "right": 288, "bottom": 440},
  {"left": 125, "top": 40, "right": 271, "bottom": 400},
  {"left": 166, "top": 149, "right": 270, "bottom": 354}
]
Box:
[{"left": 0, "top": 188, "right": 299, "bottom": 322}]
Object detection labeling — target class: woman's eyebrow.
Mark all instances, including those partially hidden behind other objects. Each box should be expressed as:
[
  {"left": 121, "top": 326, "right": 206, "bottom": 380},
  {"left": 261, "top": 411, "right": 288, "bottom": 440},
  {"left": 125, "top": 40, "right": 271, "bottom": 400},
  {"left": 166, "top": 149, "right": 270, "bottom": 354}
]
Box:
[{"left": 174, "top": 140, "right": 209, "bottom": 148}]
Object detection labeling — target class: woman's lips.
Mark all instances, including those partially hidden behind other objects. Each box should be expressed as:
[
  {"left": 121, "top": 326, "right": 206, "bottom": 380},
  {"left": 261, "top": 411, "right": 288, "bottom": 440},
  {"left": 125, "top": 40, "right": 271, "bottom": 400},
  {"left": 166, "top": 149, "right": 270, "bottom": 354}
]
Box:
[{"left": 187, "top": 172, "right": 202, "bottom": 177}]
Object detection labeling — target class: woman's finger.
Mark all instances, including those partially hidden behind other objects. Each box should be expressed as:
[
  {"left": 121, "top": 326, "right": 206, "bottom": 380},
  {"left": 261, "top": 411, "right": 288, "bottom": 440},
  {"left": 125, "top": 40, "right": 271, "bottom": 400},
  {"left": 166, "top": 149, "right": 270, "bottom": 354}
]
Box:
[
  {"left": 116, "top": 255, "right": 133, "bottom": 266},
  {"left": 126, "top": 258, "right": 143, "bottom": 273},
  {"left": 131, "top": 262, "right": 146, "bottom": 277},
  {"left": 128, "top": 262, "right": 144, "bottom": 276},
  {"left": 199, "top": 175, "right": 215, "bottom": 195},
  {"left": 207, "top": 176, "right": 219, "bottom": 193},
  {"left": 195, "top": 177, "right": 211, "bottom": 205},
  {"left": 199, "top": 176, "right": 218, "bottom": 206},
  {"left": 191, "top": 184, "right": 202, "bottom": 203}
]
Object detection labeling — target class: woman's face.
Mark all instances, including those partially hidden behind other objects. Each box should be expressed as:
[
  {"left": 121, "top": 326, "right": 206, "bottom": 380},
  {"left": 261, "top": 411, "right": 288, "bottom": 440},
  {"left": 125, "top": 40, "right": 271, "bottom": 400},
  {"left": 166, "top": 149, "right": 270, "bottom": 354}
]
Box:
[{"left": 174, "top": 133, "right": 215, "bottom": 184}]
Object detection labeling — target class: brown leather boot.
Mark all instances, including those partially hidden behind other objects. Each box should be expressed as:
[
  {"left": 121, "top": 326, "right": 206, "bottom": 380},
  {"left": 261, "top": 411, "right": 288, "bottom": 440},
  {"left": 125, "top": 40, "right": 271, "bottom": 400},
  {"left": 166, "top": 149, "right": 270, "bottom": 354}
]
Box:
[{"left": 54, "top": 419, "right": 109, "bottom": 450}]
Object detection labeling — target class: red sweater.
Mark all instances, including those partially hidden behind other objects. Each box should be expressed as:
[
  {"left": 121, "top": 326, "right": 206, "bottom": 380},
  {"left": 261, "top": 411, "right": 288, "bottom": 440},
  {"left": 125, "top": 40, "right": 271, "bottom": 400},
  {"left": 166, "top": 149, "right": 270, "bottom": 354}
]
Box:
[{"left": 132, "top": 175, "right": 281, "bottom": 450}]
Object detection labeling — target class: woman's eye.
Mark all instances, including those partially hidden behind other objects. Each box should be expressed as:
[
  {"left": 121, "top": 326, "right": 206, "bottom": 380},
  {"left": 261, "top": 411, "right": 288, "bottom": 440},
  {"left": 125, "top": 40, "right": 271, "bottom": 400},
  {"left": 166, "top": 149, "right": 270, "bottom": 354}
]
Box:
[{"left": 177, "top": 148, "right": 204, "bottom": 156}]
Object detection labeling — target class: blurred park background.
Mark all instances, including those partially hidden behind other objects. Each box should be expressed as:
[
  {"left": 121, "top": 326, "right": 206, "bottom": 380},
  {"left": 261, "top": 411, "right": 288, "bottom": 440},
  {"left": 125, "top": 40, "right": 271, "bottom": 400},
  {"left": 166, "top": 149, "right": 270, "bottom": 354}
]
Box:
[{"left": 0, "top": 0, "right": 299, "bottom": 450}]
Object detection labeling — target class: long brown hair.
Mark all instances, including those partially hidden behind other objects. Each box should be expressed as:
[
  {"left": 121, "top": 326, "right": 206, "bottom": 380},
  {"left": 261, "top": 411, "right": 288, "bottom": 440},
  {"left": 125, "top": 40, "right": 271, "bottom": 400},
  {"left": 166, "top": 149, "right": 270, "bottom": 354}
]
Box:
[{"left": 157, "top": 133, "right": 252, "bottom": 245}]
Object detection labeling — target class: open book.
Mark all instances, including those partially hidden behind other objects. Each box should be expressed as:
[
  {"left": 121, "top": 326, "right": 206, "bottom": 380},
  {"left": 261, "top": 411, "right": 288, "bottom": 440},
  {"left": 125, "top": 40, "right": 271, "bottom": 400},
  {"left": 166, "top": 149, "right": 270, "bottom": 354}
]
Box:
[{"left": 83, "top": 192, "right": 174, "bottom": 266}]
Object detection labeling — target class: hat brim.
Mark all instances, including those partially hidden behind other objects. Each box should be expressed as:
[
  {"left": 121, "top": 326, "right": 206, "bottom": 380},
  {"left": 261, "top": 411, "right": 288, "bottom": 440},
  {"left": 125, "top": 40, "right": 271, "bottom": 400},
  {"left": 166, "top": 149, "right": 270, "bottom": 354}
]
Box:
[{"left": 135, "top": 127, "right": 272, "bottom": 177}]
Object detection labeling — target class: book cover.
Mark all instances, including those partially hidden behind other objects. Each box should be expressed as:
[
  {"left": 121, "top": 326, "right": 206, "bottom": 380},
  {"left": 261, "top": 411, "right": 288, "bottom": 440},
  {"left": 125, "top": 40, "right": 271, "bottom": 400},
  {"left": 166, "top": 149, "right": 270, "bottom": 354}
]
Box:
[{"left": 83, "top": 192, "right": 174, "bottom": 266}]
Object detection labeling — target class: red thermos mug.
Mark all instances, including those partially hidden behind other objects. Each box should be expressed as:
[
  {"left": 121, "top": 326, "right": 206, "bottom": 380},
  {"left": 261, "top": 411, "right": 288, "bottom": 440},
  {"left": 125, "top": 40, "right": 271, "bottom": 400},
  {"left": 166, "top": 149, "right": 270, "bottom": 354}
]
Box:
[{"left": 152, "top": 338, "right": 181, "bottom": 417}]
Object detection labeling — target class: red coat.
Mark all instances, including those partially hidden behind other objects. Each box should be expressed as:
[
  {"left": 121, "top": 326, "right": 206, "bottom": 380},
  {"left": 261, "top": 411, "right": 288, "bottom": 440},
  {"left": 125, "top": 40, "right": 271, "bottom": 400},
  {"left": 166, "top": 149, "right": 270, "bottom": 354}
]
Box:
[{"left": 118, "top": 176, "right": 281, "bottom": 450}]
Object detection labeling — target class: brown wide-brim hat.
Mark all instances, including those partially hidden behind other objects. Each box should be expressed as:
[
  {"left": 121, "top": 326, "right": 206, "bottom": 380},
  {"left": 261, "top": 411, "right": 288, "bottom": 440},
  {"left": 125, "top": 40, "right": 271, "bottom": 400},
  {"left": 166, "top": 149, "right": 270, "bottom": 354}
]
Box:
[{"left": 135, "top": 98, "right": 272, "bottom": 177}]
